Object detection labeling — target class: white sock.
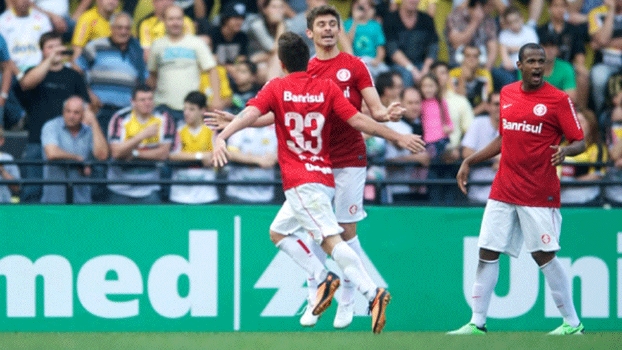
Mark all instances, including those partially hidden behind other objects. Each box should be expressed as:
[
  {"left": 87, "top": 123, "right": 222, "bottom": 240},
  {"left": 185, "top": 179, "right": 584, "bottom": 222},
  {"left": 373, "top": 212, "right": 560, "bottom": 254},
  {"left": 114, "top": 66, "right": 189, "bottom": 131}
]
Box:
[
  {"left": 331, "top": 241, "right": 377, "bottom": 301},
  {"left": 276, "top": 236, "right": 327, "bottom": 282},
  {"left": 541, "top": 257, "right": 581, "bottom": 327},
  {"left": 340, "top": 236, "right": 365, "bottom": 304},
  {"left": 469, "top": 259, "right": 499, "bottom": 328},
  {"left": 305, "top": 236, "right": 327, "bottom": 302}
]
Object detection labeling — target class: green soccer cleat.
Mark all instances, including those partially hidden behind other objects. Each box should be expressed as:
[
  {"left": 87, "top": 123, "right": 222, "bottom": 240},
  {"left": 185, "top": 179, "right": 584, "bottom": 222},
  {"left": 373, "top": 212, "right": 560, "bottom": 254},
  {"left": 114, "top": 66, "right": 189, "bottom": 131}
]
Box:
[
  {"left": 548, "top": 322, "right": 585, "bottom": 335},
  {"left": 447, "top": 323, "right": 488, "bottom": 335}
]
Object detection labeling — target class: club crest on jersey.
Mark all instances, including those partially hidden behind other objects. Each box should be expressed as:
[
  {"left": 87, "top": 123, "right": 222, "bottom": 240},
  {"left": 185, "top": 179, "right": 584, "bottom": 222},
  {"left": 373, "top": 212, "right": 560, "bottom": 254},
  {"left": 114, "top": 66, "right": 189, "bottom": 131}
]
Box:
[
  {"left": 336, "top": 69, "right": 351, "bottom": 82},
  {"left": 533, "top": 104, "right": 547, "bottom": 116},
  {"left": 541, "top": 234, "right": 551, "bottom": 244},
  {"left": 349, "top": 205, "right": 358, "bottom": 215}
]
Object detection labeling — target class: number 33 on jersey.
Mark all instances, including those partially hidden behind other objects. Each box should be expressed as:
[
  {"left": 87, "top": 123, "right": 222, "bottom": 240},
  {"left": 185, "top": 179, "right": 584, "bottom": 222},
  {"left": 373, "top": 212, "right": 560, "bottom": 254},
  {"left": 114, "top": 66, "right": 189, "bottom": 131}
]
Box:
[{"left": 247, "top": 72, "right": 359, "bottom": 191}]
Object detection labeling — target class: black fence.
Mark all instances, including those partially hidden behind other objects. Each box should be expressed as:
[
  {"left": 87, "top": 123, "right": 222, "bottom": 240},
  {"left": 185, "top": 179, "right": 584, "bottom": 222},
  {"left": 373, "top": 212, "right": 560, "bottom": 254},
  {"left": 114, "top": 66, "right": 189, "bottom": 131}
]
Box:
[{"left": 0, "top": 159, "right": 620, "bottom": 206}]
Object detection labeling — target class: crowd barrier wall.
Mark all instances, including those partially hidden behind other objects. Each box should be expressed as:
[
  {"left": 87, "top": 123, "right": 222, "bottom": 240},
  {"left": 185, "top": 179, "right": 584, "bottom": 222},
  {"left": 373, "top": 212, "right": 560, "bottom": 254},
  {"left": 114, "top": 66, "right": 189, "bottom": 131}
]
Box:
[{"left": 0, "top": 205, "right": 620, "bottom": 331}]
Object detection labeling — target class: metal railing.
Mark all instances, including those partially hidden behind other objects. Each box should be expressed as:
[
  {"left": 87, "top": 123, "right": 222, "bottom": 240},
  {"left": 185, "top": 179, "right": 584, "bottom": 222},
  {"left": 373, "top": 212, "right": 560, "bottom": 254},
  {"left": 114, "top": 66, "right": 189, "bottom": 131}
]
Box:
[{"left": 0, "top": 159, "right": 620, "bottom": 206}]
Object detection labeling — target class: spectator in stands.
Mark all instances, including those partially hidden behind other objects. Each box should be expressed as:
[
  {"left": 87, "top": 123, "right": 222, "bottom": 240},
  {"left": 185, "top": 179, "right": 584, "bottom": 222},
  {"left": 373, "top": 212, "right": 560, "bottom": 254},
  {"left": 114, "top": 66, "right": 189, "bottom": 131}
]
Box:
[
  {"left": 245, "top": 0, "right": 287, "bottom": 83},
  {"left": 147, "top": 5, "right": 222, "bottom": 121},
  {"left": 460, "top": 91, "right": 500, "bottom": 204},
  {"left": 565, "top": 0, "right": 602, "bottom": 28},
  {"left": 0, "top": 33, "right": 20, "bottom": 130},
  {"left": 168, "top": 91, "right": 218, "bottom": 204},
  {"left": 0, "top": 126, "right": 20, "bottom": 202},
  {"left": 138, "top": 0, "right": 195, "bottom": 62},
  {"left": 40, "top": 96, "right": 108, "bottom": 203},
  {"left": 589, "top": 0, "right": 622, "bottom": 115},
  {"left": 384, "top": 87, "right": 431, "bottom": 203},
  {"left": 71, "top": 0, "right": 119, "bottom": 64},
  {"left": 207, "top": 1, "right": 248, "bottom": 69},
  {"left": 375, "top": 71, "right": 404, "bottom": 107},
  {"left": 419, "top": 73, "right": 454, "bottom": 203},
  {"left": 228, "top": 60, "right": 260, "bottom": 114},
  {"left": 445, "top": 0, "right": 499, "bottom": 70},
  {"left": 225, "top": 124, "right": 278, "bottom": 203},
  {"left": 31, "top": 0, "right": 75, "bottom": 43},
  {"left": 495, "top": 6, "right": 538, "bottom": 90},
  {"left": 538, "top": 0, "right": 589, "bottom": 108},
  {"left": 560, "top": 107, "right": 608, "bottom": 204},
  {"left": 449, "top": 44, "right": 493, "bottom": 116},
  {"left": 107, "top": 84, "right": 175, "bottom": 203},
  {"left": 16, "top": 31, "right": 90, "bottom": 203},
  {"left": 431, "top": 61, "right": 474, "bottom": 165},
  {"left": 518, "top": 32, "right": 577, "bottom": 102},
  {"left": 0, "top": 0, "right": 52, "bottom": 73},
  {"left": 78, "top": 12, "right": 147, "bottom": 133},
  {"left": 383, "top": 0, "right": 439, "bottom": 87},
  {"left": 606, "top": 100, "right": 622, "bottom": 205},
  {"left": 218, "top": 59, "right": 277, "bottom": 203},
  {"left": 344, "top": 0, "right": 389, "bottom": 79}
]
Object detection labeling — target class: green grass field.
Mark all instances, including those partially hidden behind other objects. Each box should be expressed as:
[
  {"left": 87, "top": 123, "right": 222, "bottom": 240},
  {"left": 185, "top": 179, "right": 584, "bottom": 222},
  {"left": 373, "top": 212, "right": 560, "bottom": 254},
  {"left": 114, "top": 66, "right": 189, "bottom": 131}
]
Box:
[{"left": 1, "top": 332, "right": 620, "bottom": 350}]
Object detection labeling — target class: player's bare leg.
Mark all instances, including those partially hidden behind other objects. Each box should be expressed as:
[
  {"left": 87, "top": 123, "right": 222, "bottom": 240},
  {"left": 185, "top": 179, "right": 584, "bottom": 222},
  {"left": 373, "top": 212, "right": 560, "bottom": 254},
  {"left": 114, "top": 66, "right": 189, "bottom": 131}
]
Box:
[
  {"left": 533, "top": 251, "right": 584, "bottom": 335},
  {"left": 448, "top": 248, "right": 500, "bottom": 335}
]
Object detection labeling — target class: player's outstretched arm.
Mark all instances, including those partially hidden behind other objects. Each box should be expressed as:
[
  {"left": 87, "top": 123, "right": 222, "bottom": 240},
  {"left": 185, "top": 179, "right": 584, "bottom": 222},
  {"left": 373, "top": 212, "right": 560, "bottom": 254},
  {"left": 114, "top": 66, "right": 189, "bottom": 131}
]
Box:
[
  {"left": 361, "top": 87, "right": 404, "bottom": 122},
  {"left": 204, "top": 110, "right": 276, "bottom": 130},
  {"left": 212, "top": 106, "right": 262, "bottom": 167},
  {"left": 457, "top": 135, "right": 502, "bottom": 194},
  {"left": 347, "top": 112, "right": 426, "bottom": 153}
]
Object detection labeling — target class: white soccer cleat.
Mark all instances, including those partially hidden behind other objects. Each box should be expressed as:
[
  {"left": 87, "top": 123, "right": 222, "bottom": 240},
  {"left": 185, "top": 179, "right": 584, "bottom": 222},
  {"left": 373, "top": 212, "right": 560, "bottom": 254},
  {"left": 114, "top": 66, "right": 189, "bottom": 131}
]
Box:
[
  {"left": 300, "top": 300, "right": 319, "bottom": 327},
  {"left": 333, "top": 301, "right": 354, "bottom": 329}
]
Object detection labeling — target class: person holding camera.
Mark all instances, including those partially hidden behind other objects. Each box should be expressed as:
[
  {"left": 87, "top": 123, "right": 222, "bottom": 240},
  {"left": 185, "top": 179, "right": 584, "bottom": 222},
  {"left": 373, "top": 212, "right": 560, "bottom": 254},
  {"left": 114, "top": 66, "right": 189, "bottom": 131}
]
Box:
[{"left": 15, "top": 32, "right": 91, "bottom": 203}]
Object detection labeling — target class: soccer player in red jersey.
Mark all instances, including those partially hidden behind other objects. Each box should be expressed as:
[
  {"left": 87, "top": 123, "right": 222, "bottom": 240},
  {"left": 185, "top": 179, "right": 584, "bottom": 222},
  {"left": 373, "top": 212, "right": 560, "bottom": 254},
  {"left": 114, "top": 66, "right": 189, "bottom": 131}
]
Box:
[
  {"left": 449, "top": 43, "right": 586, "bottom": 335},
  {"left": 212, "top": 32, "right": 426, "bottom": 334},
  {"left": 300, "top": 5, "right": 410, "bottom": 329}
]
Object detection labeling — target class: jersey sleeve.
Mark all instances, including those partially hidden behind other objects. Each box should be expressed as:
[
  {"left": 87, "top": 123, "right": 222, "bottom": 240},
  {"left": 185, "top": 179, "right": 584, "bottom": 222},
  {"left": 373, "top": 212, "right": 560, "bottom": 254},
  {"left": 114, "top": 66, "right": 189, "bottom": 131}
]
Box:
[
  {"left": 40, "top": 121, "right": 58, "bottom": 146},
  {"left": 557, "top": 96, "right": 584, "bottom": 143},
  {"left": 72, "top": 12, "right": 93, "bottom": 47},
  {"left": 353, "top": 56, "right": 374, "bottom": 91},
  {"left": 247, "top": 80, "right": 275, "bottom": 115},
  {"left": 138, "top": 19, "right": 153, "bottom": 48},
  {"left": 196, "top": 39, "right": 217, "bottom": 72}
]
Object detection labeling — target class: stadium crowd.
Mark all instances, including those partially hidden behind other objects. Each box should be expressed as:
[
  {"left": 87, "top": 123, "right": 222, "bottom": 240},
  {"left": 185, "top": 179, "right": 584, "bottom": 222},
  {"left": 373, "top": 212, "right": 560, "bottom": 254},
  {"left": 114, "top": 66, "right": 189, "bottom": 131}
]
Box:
[{"left": 0, "top": 0, "right": 621, "bottom": 205}]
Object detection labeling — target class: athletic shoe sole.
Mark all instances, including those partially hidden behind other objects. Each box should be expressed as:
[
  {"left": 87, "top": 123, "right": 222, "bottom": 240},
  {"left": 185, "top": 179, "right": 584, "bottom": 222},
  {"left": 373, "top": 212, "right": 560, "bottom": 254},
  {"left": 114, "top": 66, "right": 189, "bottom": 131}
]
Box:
[
  {"left": 312, "top": 272, "right": 340, "bottom": 316},
  {"left": 371, "top": 288, "right": 391, "bottom": 334}
]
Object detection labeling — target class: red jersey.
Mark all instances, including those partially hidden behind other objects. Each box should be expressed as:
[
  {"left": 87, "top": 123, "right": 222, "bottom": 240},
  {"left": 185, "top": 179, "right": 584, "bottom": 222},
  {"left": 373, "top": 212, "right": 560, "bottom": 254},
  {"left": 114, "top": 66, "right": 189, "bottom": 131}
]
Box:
[
  {"left": 490, "top": 82, "right": 584, "bottom": 207},
  {"left": 307, "top": 52, "right": 374, "bottom": 168},
  {"left": 247, "top": 72, "right": 359, "bottom": 191}
]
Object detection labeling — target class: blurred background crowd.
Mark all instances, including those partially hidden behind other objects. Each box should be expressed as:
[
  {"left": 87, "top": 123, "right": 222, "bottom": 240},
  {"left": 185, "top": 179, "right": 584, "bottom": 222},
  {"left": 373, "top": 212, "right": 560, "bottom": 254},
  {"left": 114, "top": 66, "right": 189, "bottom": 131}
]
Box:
[{"left": 0, "top": 0, "right": 620, "bottom": 206}]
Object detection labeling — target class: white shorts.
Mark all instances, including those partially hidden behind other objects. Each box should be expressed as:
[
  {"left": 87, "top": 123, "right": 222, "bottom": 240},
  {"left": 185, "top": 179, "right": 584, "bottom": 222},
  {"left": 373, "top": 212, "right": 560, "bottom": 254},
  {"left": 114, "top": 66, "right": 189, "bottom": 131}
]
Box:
[
  {"left": 270, "top": 183, "right": 344, "bottom": 244},
  {"left": 479, "top": 199, "right": 562, "bottom": 258},
  {"left": 333, "top": 167, "right": 367, "bottom": 223}
]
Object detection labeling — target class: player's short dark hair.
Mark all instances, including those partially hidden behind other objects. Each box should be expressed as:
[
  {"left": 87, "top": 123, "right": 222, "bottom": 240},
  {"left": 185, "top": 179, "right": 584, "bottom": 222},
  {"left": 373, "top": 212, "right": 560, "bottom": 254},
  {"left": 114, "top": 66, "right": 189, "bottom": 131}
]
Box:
[
  {"left": 375, "top": 71, "right": 396, "bottom": 97},
  {"left": 518, "top": 43, "right": 544, "bottom": 62},
  {"left": 132, "top": 84, "right": 153, "bottom": 99},
  {"left": 278, "top": 32, "right": 309, "bottom": 73},
  {"left": 306, "top": 5, "right": 341, "bottom": 30},
  {"left": 184, "top": 91, "right": 207, "bottom": 108},
  {"left": 39, "top": 31, "right": 62, "bottom": 50}
]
